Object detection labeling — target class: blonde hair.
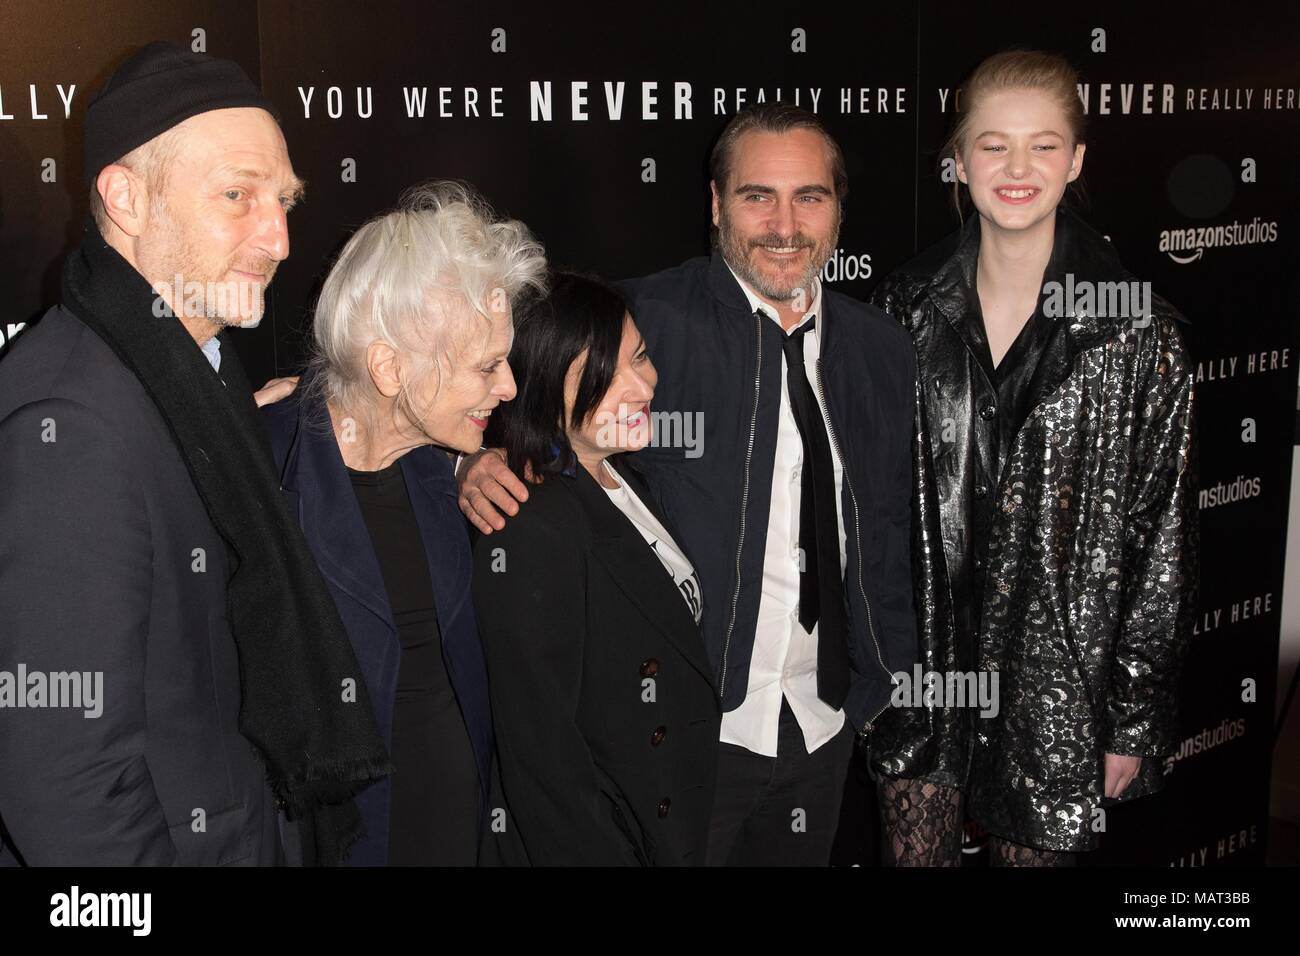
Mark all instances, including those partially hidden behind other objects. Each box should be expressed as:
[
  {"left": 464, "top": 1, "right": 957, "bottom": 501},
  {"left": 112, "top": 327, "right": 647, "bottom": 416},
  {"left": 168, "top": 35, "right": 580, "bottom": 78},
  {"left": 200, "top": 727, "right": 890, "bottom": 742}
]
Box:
[
  {"left": 942, "top": 50, "right": 1087, "bottom": 215},
  {"left": 307, "top": 180, "right": 547, "bottom": 434}
]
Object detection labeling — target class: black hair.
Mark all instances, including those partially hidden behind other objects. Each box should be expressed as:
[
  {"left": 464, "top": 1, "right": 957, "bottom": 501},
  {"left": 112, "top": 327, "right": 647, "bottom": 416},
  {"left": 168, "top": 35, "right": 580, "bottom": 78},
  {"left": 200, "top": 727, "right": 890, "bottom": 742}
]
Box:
[{"left": 492, "top": 270, "right": 627, "bottom": 482}]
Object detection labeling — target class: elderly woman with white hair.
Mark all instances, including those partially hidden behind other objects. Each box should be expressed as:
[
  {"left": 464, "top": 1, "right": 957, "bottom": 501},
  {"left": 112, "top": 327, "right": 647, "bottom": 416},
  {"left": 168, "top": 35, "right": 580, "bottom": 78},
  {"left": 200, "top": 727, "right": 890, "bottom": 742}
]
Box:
[{"left": 262, "top": 181, "right": 547, "bottom": 865}]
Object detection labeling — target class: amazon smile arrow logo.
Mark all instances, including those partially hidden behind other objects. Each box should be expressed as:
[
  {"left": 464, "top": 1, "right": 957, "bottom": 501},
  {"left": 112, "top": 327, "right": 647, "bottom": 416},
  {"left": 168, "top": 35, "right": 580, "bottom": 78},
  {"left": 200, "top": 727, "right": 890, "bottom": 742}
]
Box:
[{"left": 1159, "top": 218, "right": 1278, "bottom": 264}]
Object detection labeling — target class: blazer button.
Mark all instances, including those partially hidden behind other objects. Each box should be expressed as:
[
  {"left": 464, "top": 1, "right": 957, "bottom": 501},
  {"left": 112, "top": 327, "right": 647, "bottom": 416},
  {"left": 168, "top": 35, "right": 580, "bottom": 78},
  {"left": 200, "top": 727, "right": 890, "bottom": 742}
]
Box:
[
  {"left": 980, "top": 404, "right": 996, "bottom": 420},
  {"left": 651, "top": 726, "right": 667, "bottom": 746},
  {"left": 639, "top": 658, "right": 660, "bottom": 678},
  {"left": 657, "top": 798, "right": 672, "bottom": 818},
  {"left": 974, "top": 484, "right": 988, "bottom": 499}
]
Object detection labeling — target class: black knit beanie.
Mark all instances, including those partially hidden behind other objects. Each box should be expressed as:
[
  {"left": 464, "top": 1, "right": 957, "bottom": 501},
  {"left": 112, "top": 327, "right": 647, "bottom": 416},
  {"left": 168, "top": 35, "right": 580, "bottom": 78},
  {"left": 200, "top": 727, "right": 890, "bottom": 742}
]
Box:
[{"left": 83, "top": 40, "right": 280, "bottom": 188}]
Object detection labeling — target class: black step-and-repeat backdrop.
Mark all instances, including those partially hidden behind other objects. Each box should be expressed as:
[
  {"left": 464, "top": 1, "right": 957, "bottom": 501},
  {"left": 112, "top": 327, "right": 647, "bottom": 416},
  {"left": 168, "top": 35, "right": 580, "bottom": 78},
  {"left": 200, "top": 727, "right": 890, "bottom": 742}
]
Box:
[{"left": 3, "top": 0, "right": 1298, "bottom": 865}]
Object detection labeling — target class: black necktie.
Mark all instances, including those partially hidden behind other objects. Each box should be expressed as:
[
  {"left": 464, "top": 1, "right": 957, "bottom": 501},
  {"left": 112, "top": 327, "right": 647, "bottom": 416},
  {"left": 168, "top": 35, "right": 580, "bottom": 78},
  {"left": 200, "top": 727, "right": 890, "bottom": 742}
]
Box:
[{"left": 780, "top": 315, "right": 851, "bottom": 709}]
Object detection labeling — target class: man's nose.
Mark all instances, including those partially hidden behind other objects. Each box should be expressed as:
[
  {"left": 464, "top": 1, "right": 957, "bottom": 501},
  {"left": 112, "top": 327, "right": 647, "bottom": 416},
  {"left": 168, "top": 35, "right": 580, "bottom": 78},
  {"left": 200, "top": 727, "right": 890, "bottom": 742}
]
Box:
[
  {"left": 768, "top": 198, "right": 797, "bottom": 237},
  {"left": 255, "top": 203, "right": 290, "bottom": 263}
]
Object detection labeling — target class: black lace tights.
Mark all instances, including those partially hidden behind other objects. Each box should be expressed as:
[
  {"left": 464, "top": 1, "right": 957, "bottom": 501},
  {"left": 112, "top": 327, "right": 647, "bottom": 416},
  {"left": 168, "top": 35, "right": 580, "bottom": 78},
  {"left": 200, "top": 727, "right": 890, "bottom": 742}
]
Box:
[
  {"left": 877, "top": 777, "right": 1075, "bottom": 867},
  {"left": 878, "top": 777, "right": 963, "bottom": 866}
]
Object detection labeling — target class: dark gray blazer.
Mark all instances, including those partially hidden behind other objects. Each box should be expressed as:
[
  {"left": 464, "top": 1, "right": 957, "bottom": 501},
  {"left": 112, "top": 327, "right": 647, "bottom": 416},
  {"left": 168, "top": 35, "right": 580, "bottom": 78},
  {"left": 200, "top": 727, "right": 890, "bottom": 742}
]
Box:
[{"left": 0, "top": 307, "right": 280, "bottom": 865}]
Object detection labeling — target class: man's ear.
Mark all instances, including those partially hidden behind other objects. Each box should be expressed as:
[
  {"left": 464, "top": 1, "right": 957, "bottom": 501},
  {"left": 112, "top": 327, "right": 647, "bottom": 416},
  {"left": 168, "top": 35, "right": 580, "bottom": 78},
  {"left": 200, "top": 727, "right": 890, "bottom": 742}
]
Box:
[
  {"left": 710, "top": 180, "right": 722, "bottom": 229},
  {"left": 97, "top": 165, "right": 148, "bottom": 238},
  {"left": 366, "top": 340, "right": 403, "bottom": 399}
]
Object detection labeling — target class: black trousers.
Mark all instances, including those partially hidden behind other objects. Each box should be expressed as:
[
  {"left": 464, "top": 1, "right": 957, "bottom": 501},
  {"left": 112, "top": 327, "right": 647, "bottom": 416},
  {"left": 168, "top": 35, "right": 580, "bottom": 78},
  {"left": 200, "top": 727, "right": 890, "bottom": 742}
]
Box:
[{"left": 707, "top": 697, "right": 855, "bottom": 866}]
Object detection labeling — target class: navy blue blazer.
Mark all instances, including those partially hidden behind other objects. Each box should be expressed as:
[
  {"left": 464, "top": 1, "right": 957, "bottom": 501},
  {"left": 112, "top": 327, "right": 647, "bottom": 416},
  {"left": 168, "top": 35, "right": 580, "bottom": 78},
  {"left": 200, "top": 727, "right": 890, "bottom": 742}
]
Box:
[
  {"left": 621, "top": 254, "right": 918, "bottom": 733},
  {"left": 261, "top": 379, "right": 493, "bottom": 866}
]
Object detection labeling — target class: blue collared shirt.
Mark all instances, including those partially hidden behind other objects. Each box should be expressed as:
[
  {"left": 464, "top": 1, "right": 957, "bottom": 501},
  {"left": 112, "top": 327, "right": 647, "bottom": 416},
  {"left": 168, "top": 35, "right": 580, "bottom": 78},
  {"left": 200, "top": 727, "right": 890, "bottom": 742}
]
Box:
[{"left": 200, "top": 335, "right": 222, "bottom": 373}]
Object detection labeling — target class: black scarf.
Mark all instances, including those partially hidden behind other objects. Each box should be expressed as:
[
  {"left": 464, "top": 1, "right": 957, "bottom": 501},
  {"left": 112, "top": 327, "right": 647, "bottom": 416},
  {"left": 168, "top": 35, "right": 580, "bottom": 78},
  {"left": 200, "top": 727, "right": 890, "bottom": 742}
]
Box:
[{"left": 61, "top": 220, "right": 391, "bottom": 865}]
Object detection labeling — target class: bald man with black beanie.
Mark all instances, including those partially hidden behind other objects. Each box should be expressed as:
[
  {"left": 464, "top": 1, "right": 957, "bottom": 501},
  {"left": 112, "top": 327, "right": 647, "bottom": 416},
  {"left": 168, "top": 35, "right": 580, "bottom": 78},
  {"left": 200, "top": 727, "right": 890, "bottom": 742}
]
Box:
[{"left": 0, "top": 41, "right": 390, "bottom": 867}]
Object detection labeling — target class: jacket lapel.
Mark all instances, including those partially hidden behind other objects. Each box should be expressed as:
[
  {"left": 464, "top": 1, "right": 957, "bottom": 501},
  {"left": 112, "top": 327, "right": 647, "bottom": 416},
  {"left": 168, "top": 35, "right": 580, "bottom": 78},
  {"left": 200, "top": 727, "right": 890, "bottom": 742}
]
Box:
[
  {"left": 278, "top": 394, "right": 395, "bottom": 632},
  {"left": 1024, "top": 209, "right": 1138, "bottom": 407},
  {"left": 609, "top": 455, "right": 677, "bottom": 545},
  {"left": 398, "top": 445, "right": 469, "bottom": 624},
  {"left": 924, "top": 207, "right": 1135, "bottom": 416},
  {"left": 572, "top": 461, "right": 715, "bottom": 685},
  {"left": 706, "top": 250, "right": 759, "bottom": 317},
  {"left": 925, "top": 213, "right": 999, "bottom": 391}
]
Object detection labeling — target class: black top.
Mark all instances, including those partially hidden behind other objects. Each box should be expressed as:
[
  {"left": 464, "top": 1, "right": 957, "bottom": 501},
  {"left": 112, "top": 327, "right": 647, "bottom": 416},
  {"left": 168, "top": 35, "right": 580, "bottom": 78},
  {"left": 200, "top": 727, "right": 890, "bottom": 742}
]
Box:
[
  {"left": 347, "top": 458, "right": 478, "bottom": 866},
  {"left": 969, "top": 299, "right": 1058, "bottom": 479},
  {"left": 966, "top": 297, "right": 1058, "bottom": 635}
]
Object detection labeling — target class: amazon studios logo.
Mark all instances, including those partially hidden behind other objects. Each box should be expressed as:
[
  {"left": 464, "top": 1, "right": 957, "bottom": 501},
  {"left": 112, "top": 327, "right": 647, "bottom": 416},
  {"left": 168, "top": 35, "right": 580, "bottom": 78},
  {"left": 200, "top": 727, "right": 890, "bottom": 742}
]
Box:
[{"left": 1159, "top": 216, "right": 1278, "bottom": 263}]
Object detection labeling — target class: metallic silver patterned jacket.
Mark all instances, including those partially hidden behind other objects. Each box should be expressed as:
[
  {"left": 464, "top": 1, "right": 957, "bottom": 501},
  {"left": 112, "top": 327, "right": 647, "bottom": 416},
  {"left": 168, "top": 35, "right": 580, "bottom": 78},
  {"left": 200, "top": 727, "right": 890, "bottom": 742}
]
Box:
[{"left": 868, "top": 208, "right": 1198, "bottom": 851}]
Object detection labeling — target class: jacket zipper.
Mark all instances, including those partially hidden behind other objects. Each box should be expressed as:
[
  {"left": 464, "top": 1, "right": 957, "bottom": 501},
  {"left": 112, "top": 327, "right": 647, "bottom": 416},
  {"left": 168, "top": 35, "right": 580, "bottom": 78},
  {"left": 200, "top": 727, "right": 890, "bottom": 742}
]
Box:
[
  {"left": 814, "top": 358, "right": 894, "bottom": 735},
  {"left": 719, "top": 311, "right": 763, "bottom": 699}
]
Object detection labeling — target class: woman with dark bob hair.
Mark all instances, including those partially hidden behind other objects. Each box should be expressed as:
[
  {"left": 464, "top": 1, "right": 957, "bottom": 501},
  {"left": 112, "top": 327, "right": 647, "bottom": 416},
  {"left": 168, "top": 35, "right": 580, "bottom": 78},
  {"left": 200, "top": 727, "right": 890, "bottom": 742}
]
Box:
[{"left": 473, "top": 271, "right": 720, "bottom": 866}]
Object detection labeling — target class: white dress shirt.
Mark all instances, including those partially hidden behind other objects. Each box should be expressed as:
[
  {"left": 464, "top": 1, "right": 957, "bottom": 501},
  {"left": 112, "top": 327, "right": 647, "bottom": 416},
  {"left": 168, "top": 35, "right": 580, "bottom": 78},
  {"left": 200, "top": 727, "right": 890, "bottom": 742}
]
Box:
[{"left": 719, "top": 264, "right": 848, "bottom": 757}]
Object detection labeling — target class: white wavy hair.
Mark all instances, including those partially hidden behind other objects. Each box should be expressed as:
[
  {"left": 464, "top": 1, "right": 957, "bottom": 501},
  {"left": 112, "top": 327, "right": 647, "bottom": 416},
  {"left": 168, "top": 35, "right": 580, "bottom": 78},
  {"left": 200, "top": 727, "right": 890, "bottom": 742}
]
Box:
[{"left": 308, "top": 180, "right": 547, "bottom": 424}]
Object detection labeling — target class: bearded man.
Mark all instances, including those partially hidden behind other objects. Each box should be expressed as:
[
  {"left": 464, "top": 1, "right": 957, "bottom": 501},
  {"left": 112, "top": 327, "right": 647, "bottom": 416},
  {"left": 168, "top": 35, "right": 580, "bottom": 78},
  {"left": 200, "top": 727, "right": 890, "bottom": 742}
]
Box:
[
  {"left": 459, "top": 103, "right": 919, "bottom": 866},
  {"left": 0, "top": 41, "right": 388, "bottom": 866}
]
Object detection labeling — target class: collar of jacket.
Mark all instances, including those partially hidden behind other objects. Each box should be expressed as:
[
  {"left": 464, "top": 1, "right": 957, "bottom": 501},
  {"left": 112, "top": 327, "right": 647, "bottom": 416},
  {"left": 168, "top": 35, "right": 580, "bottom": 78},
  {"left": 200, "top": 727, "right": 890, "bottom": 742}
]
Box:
[
  {"left": 277, "top": 368, "right": 459, "bottom": 630},
  {"left": 563, "top": 453, "right": 667, "bottom": 539},
  {"left": 561, "top": 453, "right": 715, "bottom": 684},
  {"left": 706, "top": 249, "right": 755, "bottom": 314},
  {"left": 705, "top": 249, "right": 843, "bottom": 370},
  {"left": 925, "top": 205, "right": 1142, "bottom": 356}
]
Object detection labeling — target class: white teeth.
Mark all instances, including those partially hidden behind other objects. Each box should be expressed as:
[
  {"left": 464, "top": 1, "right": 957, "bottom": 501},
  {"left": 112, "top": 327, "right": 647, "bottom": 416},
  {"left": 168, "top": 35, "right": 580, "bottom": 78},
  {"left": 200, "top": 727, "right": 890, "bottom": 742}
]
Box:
[
  {"left": 468, "top": 408, "right": 492, "bottom": 418},
  {"left": 998, "top": 188, "right": 1035, "bottom": 199},
  {"left": 764, "top": 246, "right": 799, "bottom": 253}
]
